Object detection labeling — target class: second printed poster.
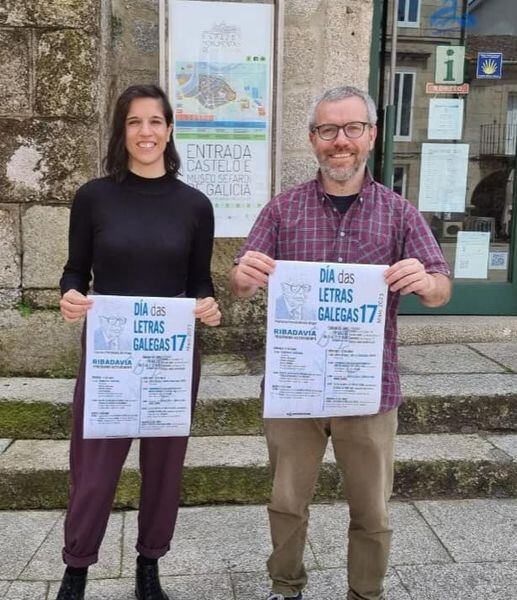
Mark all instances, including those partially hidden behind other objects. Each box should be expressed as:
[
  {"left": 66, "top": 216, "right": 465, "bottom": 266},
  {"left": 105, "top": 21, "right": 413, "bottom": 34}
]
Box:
[{"left": 265, "top": 261, "right": 388, "bottom": 418}]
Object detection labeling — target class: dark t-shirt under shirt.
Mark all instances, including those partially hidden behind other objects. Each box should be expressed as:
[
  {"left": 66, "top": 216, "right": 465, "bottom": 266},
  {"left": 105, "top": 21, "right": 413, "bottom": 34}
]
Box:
[{"left": 326, "top": 193, "right": 358, "bottom": 215}]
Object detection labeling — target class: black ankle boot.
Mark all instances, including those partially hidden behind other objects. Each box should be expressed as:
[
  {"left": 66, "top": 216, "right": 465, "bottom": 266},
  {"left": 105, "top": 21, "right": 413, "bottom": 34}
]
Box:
[
  {"left": 55, "top": 570, "right": 87, "bottom": 600},
  {"left": 135, "top": 561, "right": 169, "bottom": 600}
]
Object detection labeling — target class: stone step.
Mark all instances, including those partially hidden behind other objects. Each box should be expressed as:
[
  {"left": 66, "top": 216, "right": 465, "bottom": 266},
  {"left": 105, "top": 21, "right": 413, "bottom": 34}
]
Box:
[
  {"left": 0, "top": 433, "right": 516, "bottom": 510},
  {"left": 2, "top": 313, "right": 517, "bottom": 377},
  {"left": 1, "top": 370, "right": 517, "bottom": 439}
]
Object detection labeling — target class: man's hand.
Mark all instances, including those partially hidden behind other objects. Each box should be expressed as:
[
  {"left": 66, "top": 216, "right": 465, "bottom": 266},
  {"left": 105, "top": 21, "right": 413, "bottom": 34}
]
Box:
[
  {"left": 59, "top": 289, "right": 94, "bottom": 322},
  {"left": 230, "top": 250, "right": 276, "bottom": 298},
  {"left": 384, "top": 259, "right": 451, "bottom": 307},
  {"left": 194, "top": 297, "right": 221, "bottom": 326}
]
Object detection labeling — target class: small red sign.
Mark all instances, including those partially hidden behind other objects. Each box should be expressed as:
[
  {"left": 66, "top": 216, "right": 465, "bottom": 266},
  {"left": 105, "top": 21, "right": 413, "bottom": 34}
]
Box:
[{"left": 426, "top": 83, "right": 470, "bottom": 94}]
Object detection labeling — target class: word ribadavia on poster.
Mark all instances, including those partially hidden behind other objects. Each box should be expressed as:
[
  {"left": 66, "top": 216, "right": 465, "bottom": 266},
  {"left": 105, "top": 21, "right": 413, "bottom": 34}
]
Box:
[
  {"left": 170, "top": 0, "right": 274, "bottom": 237},
  {"left": 84, "top": 295, "right": 195, "bottom": 439},
  {"left": 265, "top": 261, "right": 388, "bottom": 419}
]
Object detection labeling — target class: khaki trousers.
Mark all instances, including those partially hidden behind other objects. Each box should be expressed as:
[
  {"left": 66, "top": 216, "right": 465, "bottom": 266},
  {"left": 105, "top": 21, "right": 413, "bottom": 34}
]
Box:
[{"left": 264, "top": 409, "right": 398, "bottom": 600}]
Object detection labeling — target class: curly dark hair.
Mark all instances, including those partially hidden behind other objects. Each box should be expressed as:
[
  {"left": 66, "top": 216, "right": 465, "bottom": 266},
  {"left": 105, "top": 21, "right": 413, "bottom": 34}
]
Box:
[{"left": 104, "top": 84, "right": 181, "bottom": 181}]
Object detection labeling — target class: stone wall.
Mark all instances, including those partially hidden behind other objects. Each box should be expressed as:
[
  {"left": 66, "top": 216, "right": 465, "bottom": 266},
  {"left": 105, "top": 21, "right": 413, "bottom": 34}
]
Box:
[
  {"left": 0, "top": 0, "right": 106, "bottom": 374},
  {"left": 0, "top": 0, "right": 374, "bottom": 375}
]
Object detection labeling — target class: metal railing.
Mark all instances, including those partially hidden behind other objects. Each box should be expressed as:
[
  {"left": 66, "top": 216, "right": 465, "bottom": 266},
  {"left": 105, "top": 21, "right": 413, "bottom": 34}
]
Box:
[{"left": 480, "top": 123, "right": 517, "bottom": 157}]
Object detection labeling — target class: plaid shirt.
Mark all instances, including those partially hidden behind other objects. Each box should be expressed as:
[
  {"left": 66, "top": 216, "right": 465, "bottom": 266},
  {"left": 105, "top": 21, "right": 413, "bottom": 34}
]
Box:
[{"left": 237, "top": 169, "right": 450, "bottom": 412}]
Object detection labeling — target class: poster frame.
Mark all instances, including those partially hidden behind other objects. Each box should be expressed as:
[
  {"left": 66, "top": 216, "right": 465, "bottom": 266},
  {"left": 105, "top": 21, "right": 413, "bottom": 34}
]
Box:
[{"left": 160, "top": 0, "right": 283, "bottom": 237}]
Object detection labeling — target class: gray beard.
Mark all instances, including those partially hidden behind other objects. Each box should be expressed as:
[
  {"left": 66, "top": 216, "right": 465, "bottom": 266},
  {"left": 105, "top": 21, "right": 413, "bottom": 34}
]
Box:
[{"left": 319, "top": 159, "right": 365, "bottom": 182}]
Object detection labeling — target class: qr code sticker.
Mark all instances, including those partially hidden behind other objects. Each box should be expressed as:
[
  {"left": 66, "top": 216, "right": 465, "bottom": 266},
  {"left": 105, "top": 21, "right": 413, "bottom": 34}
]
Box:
[{"left": 489, "top": 252, "right": 507, "bottom": 270}]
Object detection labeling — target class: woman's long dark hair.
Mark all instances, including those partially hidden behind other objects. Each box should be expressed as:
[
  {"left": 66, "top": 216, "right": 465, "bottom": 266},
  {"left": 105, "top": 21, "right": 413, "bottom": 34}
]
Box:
[{"left": 104, "top": 84, "right": 181, "bottom": 181}]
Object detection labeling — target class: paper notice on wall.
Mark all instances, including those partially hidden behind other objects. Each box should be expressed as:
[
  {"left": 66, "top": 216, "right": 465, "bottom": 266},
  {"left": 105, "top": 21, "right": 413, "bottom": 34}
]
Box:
[
  {"left": 418, "top": 143, "right": 469, "bottom": 212},
  {"left": 428, "top": 98, "right": 464, "bottom": 140},
  {"left": 454, "top": 232, "right": 490, "bottom": 279}
]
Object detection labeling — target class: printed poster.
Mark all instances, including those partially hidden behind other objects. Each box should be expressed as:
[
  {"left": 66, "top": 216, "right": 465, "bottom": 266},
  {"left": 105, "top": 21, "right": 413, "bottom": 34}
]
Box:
[
  {"left": 264, "top": 261, "right": 388, "bottom": 418},
  {"left": 428, "top": 98, "right": 464, "bottom": 140},
  {"left": 454, "top": 232, "right": 490, "bottom": 279},
  {"left": 84, "top": 295, "right": 195, "bottom": 438},
  {"left": 418, "top": 143, "right": 469, "bottom": 212},
  {"left": 170, "top": 0, "right": 274, "bottom": 237}
]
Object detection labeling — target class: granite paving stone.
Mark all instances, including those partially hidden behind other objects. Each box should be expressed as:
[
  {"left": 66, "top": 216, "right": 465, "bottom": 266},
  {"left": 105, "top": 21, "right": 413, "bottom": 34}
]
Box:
[
  {"left": 1, "top": 581, "right": 48, "bottom": 599},
  {"left": 415, "top": 499, "right": 517, "bottom": 562},
  {"left": 388, "top": 503, "right": 452, "bottom": 565},
  {"left": 400, "top": 372, "right": 517, "bottom": 397},
  {"left": 1, "top": 433, "right": 513, "bottom": 475},
  {"left": 231, "top": 567, "right": 411, "bottom": 600},
  {"left": 307, "top": 568, "right": 412, "bottom": 600},
  {"left": 49, "top": 574, "right": 234, "bottom": 600},
  {"left": 135, "top": 574, "right": 234, "bottom": 600},
  {"left": 0, "top": 511, "right": 61, "bottom": 579},
  {"left": 184, "top": 435, "right": 269, "bottom": 467},
  {"left": 0, "top": 378, "right": 74, "bottom": 403},
  {"left": 398, "top": 344, "right": 505, "bottom": 374},
  {"left": 2, "top": 501, "right": 517, "bottom": 600},
  {"left": 0, "top": 374, "right": 263, "bottom": 405},
  {"left": 2, "top": 368, "right": 517, "bottom": 408},
  {"left": 486, "top": 433, "right": 517, "bottom": 459},
  {"left": 394, "top": 433, "right": 502, "bottom": 461},
  {"left": 397, "top": 316, "right": 517, "bottom": 345},
  {"left": 307, "top": 502, "right": 450, "bottom": 568},
  {"left": 0, "top": 438, "right": 11, "bottom": 453},
  {"left": 200, "top": 354, "right": 250, "bottom": 376},
  {"left": 231, "top": 570, "right": 292, "bottom": 600},
  {"left": 22, "top": 512, "right": 123, "bottom": 580},
  {"left": 0, "top": 439, "right": 70, "bottom": 471},
  {"left": 197, "top": 374, "right": 262, "bottom": 402},
  {"left": 470, "top": 341, "right": 517, "bottom": 372},
  {"left": 395, "top": 562, "right": 517, "bottom": 600},
  {"left": 121, "top": 506, "right": 317, "bottom": 576}
]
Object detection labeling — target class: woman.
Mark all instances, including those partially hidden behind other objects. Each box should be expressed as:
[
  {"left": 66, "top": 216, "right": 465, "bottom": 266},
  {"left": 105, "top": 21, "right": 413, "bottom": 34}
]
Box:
[{"left": 56, "top": 84, "right": 221, "bottom": 600}]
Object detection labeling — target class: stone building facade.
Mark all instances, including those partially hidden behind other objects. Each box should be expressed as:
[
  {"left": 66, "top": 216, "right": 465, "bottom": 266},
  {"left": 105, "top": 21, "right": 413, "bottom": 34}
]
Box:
[{"left": 0, "top": 0, "right": 374, "bottom": 376}]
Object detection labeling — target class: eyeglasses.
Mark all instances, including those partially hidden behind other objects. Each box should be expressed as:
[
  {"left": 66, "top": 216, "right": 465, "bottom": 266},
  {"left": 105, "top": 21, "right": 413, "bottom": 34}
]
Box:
[
  {"left": 101, "top": 316, "right": 127, "bottom": 326},
  {"left": 283, "top": 283, "right": 311, "bottom": 294},
  {"left": 312, "top": 122, "right": 371, "bottom": 141}
]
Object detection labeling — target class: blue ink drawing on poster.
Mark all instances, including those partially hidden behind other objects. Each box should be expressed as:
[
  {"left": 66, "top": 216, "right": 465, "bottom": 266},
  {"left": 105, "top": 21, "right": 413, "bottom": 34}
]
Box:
[
  {"left": 477, "top": 53, "right": 503, "bottom": 79},
  {"left": 94, "top": 315, "right": 132, "bottom": 352},
  {"left": 275, "top": 281, "right": 317, "bottom": 322}
]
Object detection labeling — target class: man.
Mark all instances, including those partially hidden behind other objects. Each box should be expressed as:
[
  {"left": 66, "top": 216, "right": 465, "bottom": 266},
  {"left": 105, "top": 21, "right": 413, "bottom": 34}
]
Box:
[
  {"left": 275, "top": 281, "right": 316, "bottom": 321},
  {"left": 230, "top": 86, "right": 451, "bottom": 600},
  {"left": 93, "top": 314, "right": 131, "bottom": 351}
]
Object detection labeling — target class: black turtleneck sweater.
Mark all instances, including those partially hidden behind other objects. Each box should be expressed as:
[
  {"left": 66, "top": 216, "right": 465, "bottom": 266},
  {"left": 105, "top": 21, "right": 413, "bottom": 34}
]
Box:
[{"left": 60, "top": 171, "right": 215, "bottom": 299}]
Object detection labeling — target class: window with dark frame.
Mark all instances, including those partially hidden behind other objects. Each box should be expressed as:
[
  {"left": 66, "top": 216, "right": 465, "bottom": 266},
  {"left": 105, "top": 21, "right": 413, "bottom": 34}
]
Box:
[
  {"left": 393, "top": 165, "right": 407, "bottom": 197},
  {"left": 398, "top": 0, "right": 420, "bottom": 26},
  {"left": 394, "top": 71, "right": 415, "bottom": 139}
]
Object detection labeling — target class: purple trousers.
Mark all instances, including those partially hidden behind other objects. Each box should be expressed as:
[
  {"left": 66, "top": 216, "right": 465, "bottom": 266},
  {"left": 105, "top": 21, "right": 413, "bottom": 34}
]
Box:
[{"left": 62, "top": 345, "right": 201, "bottom": 567}]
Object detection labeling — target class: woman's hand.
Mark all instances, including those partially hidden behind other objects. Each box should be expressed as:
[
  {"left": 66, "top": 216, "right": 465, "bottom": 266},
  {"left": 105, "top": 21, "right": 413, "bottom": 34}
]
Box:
[
  {"left": 59, "top": 289, "right": 93, "bottom": 322},
  {"left": 194, "top": 296, "right": 221, "bottom": 327}
]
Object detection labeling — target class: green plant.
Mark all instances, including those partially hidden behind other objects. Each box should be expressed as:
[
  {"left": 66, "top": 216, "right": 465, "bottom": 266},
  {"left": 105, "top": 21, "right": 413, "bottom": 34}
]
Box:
[{"left": 17, "top": 302, "right": 32, "bottom": 318}]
